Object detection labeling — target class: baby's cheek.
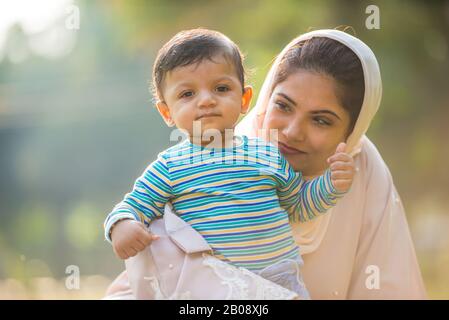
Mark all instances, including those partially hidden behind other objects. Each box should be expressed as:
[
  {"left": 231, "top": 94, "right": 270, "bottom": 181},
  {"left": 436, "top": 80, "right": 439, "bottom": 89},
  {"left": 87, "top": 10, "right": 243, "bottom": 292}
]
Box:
[
  {"left": 177, "top": 110, "right": 195, "bottom": 126},
  {"left": 174, "top": 118, "right": 194, "bottom": 135}
]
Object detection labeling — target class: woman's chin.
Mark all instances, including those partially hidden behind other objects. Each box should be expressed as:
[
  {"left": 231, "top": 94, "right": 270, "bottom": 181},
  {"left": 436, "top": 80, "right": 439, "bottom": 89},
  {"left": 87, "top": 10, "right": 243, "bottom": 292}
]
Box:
[
  {"left": 282, "top": 152, "right": 308, "bottom": 170},
  {"left": 282, "top": 153, "right": 323, "bottom": 177}
]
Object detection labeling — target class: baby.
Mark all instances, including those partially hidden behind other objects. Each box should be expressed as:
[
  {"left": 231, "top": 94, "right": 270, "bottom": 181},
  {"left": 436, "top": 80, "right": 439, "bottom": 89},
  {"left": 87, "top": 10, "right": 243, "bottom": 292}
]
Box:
[{"left": 104, "top": 29, "right": 355, "bottom": 298}]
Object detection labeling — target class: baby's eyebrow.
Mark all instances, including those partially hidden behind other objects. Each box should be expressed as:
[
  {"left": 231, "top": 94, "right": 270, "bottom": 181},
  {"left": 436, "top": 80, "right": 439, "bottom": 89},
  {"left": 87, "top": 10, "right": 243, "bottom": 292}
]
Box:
[
  {"left": 175, "top": 81, "right": 192, "bottom": 87},
  {"left": 170, "top": 82, "right": 192, "bottom": 93},
  {"left": 214, "top": 76, "right": 237, "bottom": 83},
  {"left": 171, "top": 76, "right": 236, "bottom": 91}
]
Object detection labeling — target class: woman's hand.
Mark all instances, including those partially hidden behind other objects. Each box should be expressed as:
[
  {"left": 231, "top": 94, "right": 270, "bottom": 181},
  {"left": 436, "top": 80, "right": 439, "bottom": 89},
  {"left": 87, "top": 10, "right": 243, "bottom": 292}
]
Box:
[
  {"left": 327, "top": 142, "right": 355, "bottom": 193},
  {"left": 110, "top": 219, "right": 159, "bottom": 260}
]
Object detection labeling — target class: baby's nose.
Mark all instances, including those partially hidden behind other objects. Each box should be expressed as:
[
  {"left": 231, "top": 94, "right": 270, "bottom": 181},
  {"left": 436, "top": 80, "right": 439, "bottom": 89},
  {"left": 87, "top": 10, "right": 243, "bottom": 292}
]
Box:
[{"left": 197, "top": 91, "right": 217, "bottom": 108}]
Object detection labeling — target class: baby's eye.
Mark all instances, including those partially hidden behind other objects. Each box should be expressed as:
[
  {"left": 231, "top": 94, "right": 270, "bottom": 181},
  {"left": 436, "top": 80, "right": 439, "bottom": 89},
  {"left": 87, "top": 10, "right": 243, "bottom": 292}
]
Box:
[
  {"left": 216, "top": 85, "right": 230, "bottom": 92},
  {"left": 180, "top": 91, "right": 194, "bottom": 98}
]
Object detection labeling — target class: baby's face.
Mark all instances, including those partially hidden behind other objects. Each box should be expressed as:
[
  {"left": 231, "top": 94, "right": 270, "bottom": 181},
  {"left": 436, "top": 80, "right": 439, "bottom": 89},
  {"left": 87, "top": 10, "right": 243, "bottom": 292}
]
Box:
[{"left": 157, "top": 55, "right": 250, "bottom": 143}]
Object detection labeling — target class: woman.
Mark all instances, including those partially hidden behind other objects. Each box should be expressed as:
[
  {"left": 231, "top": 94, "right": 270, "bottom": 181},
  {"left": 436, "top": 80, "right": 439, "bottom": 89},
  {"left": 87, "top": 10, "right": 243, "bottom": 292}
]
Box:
[{"left": 104, "top": 29, "right": 427, "bottom": 299}]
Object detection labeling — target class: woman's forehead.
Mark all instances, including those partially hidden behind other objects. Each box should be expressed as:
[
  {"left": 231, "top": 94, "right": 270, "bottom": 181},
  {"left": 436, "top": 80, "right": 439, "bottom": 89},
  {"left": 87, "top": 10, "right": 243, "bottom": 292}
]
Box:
[{"left": 272, "top": 70, "right": 345, "bottom": 114}]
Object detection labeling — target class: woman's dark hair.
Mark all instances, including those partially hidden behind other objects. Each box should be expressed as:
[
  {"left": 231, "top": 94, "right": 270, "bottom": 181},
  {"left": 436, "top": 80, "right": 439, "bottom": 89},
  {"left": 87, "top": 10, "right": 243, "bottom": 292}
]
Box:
[{"left": 272, "top": 37, "right": 365, "bottom": 135}]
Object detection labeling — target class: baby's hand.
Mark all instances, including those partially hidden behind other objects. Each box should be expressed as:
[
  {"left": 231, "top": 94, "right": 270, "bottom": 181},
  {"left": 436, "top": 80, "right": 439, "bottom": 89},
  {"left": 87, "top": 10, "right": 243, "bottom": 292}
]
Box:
[
  {"left": 110, "top": 219, "right": 159, "bottom": 260},
  {"left": 327, "top": 142, "right": 355, "bottom": 194}
]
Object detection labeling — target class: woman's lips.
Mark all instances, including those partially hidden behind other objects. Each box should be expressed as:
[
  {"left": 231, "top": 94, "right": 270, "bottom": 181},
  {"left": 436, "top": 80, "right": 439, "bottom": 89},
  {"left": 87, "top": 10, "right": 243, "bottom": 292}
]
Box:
[{"left": 278, "top": 141, "right": 307, "bottom": 155}]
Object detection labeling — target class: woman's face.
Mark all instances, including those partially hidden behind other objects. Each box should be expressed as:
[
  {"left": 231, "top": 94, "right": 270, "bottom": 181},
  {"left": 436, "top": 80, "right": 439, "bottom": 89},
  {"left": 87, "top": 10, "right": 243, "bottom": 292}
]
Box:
[{"left": 263, "top": 70, "right": 353, "bottom": 177}]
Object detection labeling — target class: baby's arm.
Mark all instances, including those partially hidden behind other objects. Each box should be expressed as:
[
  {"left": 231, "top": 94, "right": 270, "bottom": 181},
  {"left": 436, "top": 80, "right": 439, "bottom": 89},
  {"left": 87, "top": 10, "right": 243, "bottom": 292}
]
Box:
[
  {"left": 278, "top": 143, "right": 355, "bottom": 222},
  {"left": 104, "top": 154, "right": 172, "bottom": 259}
]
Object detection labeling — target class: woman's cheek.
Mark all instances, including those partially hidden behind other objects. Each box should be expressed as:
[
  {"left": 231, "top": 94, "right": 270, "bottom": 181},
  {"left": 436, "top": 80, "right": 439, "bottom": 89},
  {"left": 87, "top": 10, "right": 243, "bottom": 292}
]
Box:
[
  {"left": 307, "top": 131, "right": 337, "bottom": 164},
  {"left": 265, "top": 108, "right": 289, "bottom": 131},
  {"left": 321, "top": 139, "right": 342, "bottom": 163},
  {"left": 263, "top": 111, "right": 279, "bottom": 132}
]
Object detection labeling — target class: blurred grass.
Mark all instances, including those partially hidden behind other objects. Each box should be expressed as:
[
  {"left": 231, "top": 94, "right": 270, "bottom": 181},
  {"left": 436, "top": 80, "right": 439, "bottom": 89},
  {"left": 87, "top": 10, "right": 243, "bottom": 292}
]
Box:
[{"left": 0, "top": 275, "right": 111, "bottom": 300}]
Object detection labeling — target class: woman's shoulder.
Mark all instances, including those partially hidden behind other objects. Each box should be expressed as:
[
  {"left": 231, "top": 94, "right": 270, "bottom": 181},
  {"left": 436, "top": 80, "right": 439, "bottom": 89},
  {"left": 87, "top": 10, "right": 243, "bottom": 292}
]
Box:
[
  {"left": 359, "top": 136, "right": 391, "bottom": 180},
  {"left": 360, "top": 136, "right": 383, "bottom": 160},
  {"left": 356, "top": 136, "right": 401, "bottom": 222}
]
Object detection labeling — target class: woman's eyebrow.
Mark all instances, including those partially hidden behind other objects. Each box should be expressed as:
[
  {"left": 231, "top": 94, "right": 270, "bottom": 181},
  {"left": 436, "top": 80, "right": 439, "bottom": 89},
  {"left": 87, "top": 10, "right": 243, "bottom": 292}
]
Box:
[
  {"left": 276, "top": 92, "right": 342, "bottom": 120},
  {"left": 311, "top": 110, "right": 341, "bottom": 120},
  {"left": 276, "top": 93, "right": 297, "bottom": 106}
]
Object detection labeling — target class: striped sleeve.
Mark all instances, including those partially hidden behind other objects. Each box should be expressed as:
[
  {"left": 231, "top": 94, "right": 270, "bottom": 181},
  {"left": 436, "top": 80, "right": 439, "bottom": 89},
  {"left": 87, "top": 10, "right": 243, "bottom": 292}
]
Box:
[
  {"left": 277, "top": 156, "right": 346, "bottom": 222},
  {"left": 103, "top": 154, "right": 173, "bottom": 243}
]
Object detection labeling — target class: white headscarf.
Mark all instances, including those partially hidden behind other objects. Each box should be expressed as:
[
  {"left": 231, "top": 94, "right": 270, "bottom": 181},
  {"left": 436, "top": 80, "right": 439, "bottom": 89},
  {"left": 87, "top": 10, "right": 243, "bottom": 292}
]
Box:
[{"left": 236, "top": 29, "right": 383, "bottom": 253}]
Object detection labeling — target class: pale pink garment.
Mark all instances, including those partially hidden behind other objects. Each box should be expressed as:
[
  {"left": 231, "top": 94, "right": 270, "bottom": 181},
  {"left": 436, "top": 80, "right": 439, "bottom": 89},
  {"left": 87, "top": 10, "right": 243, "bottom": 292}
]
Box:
[
  {"left": 118, "top": 204, "right": 300, "bottom": 300},
  {"left": 104, "top": 30, "right": 427, "bottom": 299}
]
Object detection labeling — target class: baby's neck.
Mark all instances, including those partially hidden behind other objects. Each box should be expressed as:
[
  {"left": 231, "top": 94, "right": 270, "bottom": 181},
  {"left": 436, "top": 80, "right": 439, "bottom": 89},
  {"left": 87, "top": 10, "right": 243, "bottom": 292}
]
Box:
[{"left": 190, "top": 130, "right": 237, "bottom": 149}]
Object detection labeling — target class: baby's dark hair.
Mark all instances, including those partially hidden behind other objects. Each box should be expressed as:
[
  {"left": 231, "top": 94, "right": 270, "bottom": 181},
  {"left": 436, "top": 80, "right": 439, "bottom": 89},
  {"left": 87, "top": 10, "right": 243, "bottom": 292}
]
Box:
[{"left": 152, "top": 28, "right": 245, "bottom": 101}]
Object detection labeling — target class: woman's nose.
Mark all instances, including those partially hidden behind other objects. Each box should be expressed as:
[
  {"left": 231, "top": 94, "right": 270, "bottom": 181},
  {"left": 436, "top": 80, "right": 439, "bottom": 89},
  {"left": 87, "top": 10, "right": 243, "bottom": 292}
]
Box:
[
  {"left": 283, "top": 121, "right": 306, "bottom": 143},
  {"left": 197, "top": 91, "right": 217, "bottom": 109}
]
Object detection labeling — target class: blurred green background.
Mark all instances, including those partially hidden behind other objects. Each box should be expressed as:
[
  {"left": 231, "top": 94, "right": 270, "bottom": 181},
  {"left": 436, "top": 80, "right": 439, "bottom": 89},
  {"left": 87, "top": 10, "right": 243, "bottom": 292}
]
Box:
[{"left": 0, "top": 0, "right": 448, "bottom": 299}]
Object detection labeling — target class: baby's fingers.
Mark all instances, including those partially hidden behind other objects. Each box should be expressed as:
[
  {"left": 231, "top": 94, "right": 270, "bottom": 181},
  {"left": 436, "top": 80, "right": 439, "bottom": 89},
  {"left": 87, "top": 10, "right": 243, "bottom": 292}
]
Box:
[
  {"left": 330, "top": 161, "right": 355, "bottom": 172},
  {"left": 132, "top": 239, "right": 146, "bottom": 252},
  {"left": 331, "top": 170, "right": 353, "bottom": 180},
  {"left": 114, "top": 247, "right": 129, "bottom": 260},
  {"left": 332, "top": 179, "right": 352, "bottom": 192},
  {"left": 124, "top": 247, "right": 138, "bottom": 259},
  {"left": 140, "top": 230, "right": 160, "bottom": 246},
  {"left": 327, "top": 152, "right": 353, "bottom": 164},
  {"left": 136, "top": 222, "right": 160, "bottom": 245}
]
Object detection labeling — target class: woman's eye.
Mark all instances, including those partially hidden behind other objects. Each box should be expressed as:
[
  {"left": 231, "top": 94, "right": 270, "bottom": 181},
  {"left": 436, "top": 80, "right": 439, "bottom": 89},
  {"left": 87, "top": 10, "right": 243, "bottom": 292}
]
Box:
[
  {"left": 275, "top": 101, "right": 291, "bottom": 112},
  {"left": 216, "top": 85, "right": 230, "bottom": 92},
  {"left": 313, "top": 117, "right": 331, "bottom": 126},
  {"left": 180, "top": 91, "right": 194, "bottom": 98}
]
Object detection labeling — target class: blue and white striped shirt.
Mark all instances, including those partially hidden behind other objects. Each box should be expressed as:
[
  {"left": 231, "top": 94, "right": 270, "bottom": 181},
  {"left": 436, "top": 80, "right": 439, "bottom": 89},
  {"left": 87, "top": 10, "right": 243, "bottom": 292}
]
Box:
[{"left": 104, "top": 135, "right": 343, "bottom": 271}]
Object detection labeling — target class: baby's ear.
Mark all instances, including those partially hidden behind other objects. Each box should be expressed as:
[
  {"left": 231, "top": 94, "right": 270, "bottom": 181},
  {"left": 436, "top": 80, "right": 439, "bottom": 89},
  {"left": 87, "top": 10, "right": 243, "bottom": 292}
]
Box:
[
  {"left": 241, "top": 86, "right": 253, "bottom": 114},
  {"left": 156, "top": 101, "right": 175, "bottom": 127}
]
